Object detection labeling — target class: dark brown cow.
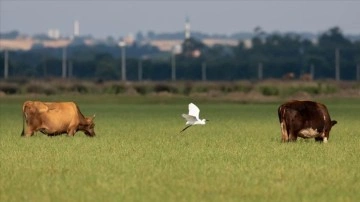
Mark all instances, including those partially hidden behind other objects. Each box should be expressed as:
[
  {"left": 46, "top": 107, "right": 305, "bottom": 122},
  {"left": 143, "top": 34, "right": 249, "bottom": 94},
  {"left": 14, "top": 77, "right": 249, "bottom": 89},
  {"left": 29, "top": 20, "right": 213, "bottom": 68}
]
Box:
[
  {"left": 278, "top": 100, "right": 337, "bottom": 143},
  {"left": 21, "top": 101, "right": 95, "bottom": 137}
]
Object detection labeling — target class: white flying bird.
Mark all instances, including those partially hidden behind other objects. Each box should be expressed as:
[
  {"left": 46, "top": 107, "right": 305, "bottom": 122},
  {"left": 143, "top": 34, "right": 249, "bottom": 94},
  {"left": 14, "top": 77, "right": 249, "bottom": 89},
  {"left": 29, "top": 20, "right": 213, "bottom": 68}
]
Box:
[{"left": 180, "top": 103, "right": 208, "bottom": 133}]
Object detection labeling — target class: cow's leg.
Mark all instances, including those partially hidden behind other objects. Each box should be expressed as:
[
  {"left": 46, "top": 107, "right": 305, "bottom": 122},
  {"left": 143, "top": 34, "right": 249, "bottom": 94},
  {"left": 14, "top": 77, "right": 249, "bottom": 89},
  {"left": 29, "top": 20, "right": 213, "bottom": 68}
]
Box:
[
  {"left": 288, "top": 133, "right": 297, "bottom": 141},
  {"left": 23, "top": 126, "right": 35, "bottom": 137},
  {"left": 280, "top": 121, "right": 289, "bottom": 142},
  {"left": 67, "top": 128, "right": 76, "bottom": 137},
  {"left": 323, "top": 131, "right": 329, "bottom": 143},
  {"left": 315, "top": 132, "right": 328, "bottom": 143}
]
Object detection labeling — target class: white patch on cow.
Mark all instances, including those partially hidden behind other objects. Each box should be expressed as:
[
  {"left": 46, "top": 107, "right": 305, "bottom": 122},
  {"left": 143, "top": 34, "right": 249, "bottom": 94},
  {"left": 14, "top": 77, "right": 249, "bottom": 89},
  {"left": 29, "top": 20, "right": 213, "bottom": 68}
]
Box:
[
  {"left": 280, "top": 122, "right": 286, "bottom": 133},
  {"left": 323, "top": 137, "right": 328, "bottom": 143},
  {"left": 299, "top": 128, "right": 319, "bottom": 138},
  {"left": 280, "top": 121, "right": 288, "bottom": 141}
]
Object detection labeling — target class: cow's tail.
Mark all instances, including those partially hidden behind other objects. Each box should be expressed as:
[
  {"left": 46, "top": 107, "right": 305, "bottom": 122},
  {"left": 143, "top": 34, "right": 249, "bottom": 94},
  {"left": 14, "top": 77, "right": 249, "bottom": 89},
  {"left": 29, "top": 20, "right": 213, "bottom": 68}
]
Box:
[
  {"left": 21, "top": 103, "right": 27, "bottom": 136},
  {"left": 277, "top": 105, "right": 284, "bottom": 123},
  {"left": 278, "top": 106, "right": 289, "bottom": 142}
]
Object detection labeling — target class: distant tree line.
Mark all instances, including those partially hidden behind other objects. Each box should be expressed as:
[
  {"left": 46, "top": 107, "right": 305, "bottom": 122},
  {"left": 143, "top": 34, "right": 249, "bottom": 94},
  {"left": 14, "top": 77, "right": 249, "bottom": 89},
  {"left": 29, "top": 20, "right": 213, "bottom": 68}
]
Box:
[{"left": 1, "top": 27, "right": 360, "bottom": 81}]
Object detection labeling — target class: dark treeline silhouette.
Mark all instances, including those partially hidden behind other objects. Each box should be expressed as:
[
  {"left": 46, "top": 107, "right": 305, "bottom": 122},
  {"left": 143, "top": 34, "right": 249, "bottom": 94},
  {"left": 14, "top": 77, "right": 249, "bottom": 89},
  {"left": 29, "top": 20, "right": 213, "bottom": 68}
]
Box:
[{"left": 1, "top": 27, "right": 360, "bottom": 81}]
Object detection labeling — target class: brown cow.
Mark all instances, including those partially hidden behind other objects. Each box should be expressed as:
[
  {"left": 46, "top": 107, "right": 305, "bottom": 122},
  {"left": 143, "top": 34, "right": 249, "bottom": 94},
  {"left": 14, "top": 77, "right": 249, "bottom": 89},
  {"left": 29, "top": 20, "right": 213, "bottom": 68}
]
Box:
[
  {"left": 282, "top": 72, "right": 295, "bottom": 80},
  {"left": 21, "top": 101, "right": 95, "bottom": 137},
  {"left": 278, "top": 100, "right": 337, "bottom": 143},
  {"left": 300, "top": 73, "right": 313, "bottom": 81}
]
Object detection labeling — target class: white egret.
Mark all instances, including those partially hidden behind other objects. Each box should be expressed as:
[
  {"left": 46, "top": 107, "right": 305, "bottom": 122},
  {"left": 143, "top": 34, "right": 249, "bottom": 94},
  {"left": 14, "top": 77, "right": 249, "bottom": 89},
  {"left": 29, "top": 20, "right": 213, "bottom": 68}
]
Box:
[{"left": 180, "top": 103, "right": 208, "bottom": 133}]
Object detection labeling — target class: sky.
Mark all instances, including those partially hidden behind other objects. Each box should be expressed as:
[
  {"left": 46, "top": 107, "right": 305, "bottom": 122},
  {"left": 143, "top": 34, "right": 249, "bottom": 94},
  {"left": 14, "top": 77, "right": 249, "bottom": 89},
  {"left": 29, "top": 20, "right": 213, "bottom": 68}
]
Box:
[{"left": 1, "top": 0, "right": 360, "bottom": 39}]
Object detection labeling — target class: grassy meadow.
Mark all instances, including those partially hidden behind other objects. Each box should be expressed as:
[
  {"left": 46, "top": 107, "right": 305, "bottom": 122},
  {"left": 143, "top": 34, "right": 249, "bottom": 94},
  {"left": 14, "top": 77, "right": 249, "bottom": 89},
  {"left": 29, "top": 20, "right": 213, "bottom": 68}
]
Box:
[{"left": 0, "top": 95, "right": 359, "bottom": 202}]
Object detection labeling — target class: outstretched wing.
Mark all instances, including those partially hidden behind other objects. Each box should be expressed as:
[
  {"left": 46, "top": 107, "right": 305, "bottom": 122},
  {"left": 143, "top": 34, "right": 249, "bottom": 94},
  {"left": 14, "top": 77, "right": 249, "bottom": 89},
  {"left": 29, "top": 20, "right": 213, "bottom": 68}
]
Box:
[
  {"left": 180, "top": 125, "right": 192, "bottom": 133},
  {"left": 182, "top": 114, "right": 197, "bottom": 123},
  {"left": 188, "top": 103, "right": 200, "bottom": 120}
]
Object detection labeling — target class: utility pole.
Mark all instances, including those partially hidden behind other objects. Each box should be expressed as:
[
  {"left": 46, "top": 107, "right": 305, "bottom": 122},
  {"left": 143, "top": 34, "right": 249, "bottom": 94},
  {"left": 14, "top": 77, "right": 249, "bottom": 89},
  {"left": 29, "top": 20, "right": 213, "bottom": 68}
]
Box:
[
  {"left": 119, "top": 41, "right": 126, "bottom": 81},
  {"left": 43, "top": 54, "right": 47, "bottom": 77},
  {"left": 310, "top": 64, "right": 315, "bottom": 79},
  {"left": 299, "top": 47, "right": 304, "bottom": 76},
  {"left": 201, "top": 62, "right": 207, "bottom": 81},
  {"left": 171, "top": 51, "right": 176, "bottom": 81},
  {"left": 171, "top": 44, "right": 182, "bottom": 81},
  {"left": 68, "top": 60, "right": 73, "bottom": 78},
  {"left": 357, "top": 63, "right": 360, "bottom": 81},
  {"left": 62, "top": 46, "right": 67, "bottom": 79},
  {"left": 258, "top": 62, "right": 263, "bottom": 80},
  {"left": 4, "top": 50, "right": 9, "bottom": 79},
  {"left": 138, "top": 58, "right": 143, "bottom": 81},
  {"left": 335, "top": 48, "right": 340, "bottom": 81}
]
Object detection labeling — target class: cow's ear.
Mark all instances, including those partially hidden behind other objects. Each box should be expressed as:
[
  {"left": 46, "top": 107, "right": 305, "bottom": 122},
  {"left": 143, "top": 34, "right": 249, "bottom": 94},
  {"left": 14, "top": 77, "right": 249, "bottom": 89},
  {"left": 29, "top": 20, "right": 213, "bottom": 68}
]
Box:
[{"left": 331, "top": 120, "right": 337, "bottom": 126}]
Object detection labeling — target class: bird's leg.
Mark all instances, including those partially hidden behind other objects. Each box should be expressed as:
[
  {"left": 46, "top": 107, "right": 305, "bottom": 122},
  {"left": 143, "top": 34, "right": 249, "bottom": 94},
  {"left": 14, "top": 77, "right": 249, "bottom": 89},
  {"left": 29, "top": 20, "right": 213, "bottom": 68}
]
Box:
[{"left": 180, "top": 125, "right": 192, "bottom": 133}]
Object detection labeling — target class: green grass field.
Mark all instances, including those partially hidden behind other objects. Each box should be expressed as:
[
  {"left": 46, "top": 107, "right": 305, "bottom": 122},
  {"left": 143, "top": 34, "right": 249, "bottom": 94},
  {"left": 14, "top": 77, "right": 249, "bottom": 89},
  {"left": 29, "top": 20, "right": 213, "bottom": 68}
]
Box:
[{"left": 1, "top": 95, "right": 359, "bottom": 202}]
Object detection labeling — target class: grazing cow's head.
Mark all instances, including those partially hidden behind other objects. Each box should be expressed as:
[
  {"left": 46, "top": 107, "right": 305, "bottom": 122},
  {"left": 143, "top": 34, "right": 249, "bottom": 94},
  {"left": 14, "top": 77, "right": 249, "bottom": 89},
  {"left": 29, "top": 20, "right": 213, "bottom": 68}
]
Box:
[
  {"left": 315, "top": 119, "right": 338, "bottom": 142},
  {"left": 82, "top": 115, "right": 96, "bottom": 137}
]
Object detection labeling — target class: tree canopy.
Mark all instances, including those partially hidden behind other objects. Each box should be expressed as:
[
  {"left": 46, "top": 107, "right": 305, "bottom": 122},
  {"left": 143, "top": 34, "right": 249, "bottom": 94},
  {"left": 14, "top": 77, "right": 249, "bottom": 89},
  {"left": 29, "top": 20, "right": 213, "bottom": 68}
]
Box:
[{"left": 1, "top": 27, "right": 359, "bottom": 81}]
